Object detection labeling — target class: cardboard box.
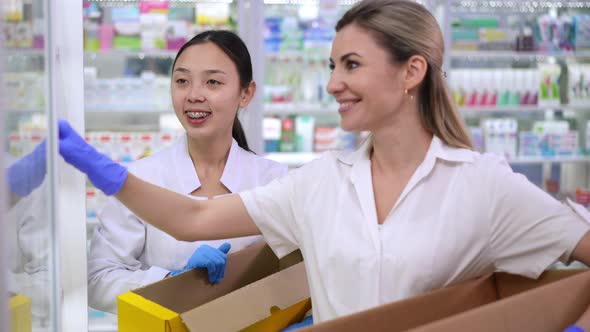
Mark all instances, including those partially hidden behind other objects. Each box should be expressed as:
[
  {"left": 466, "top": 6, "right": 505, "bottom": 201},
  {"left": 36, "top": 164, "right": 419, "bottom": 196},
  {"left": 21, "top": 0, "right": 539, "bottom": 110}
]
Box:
[
  {"left": 9, "top": 294, "right": 31, "bottom": 332},
  {"left": 118, "top": 242, "right": 310, "bottom": 332},
  {"left": 305, "top": 269, "right": 589, "bottom": 332}
]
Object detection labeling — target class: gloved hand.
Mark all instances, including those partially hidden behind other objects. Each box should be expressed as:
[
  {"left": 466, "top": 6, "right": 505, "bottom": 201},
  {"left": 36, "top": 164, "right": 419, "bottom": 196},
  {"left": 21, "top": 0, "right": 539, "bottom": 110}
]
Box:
[
  {"left": 281, "top": 315, "right": 313, "bottom": 331},
  {"left": 564, "top": 326, "right": 586, "bottom": 332},
  {"left": 58, "top": 119, "right": 127, "bottom": 195},
  {"left": 170, "top": 243, "right": 231, "bottom": 284},
  {"left": 6, "top": 140, "right": 47, "bottom": 197}
]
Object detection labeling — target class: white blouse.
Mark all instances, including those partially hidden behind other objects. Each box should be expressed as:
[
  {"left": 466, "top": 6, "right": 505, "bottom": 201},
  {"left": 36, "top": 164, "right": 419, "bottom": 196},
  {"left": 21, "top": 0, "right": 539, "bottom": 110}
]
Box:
[{"left": 241, "top": 135, "right": 590, "bottom": 323}]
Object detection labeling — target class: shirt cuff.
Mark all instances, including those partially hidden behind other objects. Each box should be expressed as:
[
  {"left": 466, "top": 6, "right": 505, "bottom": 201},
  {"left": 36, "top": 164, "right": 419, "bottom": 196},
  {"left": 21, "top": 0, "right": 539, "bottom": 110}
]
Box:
[{"left": 143, "top": 265, "right": 172, "bottom": 285}]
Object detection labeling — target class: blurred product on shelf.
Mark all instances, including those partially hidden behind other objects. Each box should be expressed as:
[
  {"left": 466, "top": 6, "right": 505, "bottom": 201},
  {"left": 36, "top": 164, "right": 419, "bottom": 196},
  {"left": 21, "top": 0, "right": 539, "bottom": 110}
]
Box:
[
  {"left": 569, "top": 64, "right": 590, "bottom": 106},
  {"left": 482, "top": 118, "right": 518, "bottom": 159},
  {"left": 450, "top": 11, "right": 590, "bottom": 53},
  {"left": 264, "top": 55, "right": 332, "bottom": 106},
  {"left": 82, "top": 0, "right": 235, "bottom": 52},
  {"left": 3, "top": 72, "right": 45, "bottom": 110},
  {"left": 263, "top": 117, "right": 282, "bottom": 152},
  {"left": 538, "top": 63, "right": 562, "bottom": 106},
  {"left": 576, "top": 188, "right": 590, "bottom": 206},
  {"left": 84, "top": 68, "right": 171, "bottom": 111},
  {"left": 263, "top": 115, "right": 357, "bottom": 154},
  {"left": 449, "top": 67, "right": 561, "bottom": 108}
]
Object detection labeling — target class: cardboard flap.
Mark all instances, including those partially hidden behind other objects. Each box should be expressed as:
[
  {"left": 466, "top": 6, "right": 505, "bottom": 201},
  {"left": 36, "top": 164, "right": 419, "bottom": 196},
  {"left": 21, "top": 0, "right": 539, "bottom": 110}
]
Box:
[
  {"left": 181, "top": 262, "right": 309, "bottom": 332},
  {"left": 241, "top": 298, "right": 312, "bottom": 332},
  {"left": 306, "top": 274, "right": 497, "bottom": 332},
  {"left": 408, "top": 270, "right": 590, "bottom": 332},
  {"left": 134, "top": 242, "right": 279, "bottom": 313}
]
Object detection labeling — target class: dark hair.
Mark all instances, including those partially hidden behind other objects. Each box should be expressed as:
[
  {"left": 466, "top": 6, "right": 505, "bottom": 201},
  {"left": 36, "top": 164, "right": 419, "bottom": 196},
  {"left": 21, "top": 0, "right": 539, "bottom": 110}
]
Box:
[
  {"left": 172, "top": 30, "right": 254, "bottom": 152},
  {"left": 336, "top": 0, "right": 472, "bottom": 149}
]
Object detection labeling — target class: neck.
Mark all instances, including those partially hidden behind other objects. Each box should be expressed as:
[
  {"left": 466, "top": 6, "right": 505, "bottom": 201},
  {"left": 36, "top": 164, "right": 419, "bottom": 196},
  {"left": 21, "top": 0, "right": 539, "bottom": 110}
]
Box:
[
  {"left": 370, "top": 107, "right": 433, "bottom": 173},
  {"left": 186, "top": 134, "right": 233, "bottom": 172}
]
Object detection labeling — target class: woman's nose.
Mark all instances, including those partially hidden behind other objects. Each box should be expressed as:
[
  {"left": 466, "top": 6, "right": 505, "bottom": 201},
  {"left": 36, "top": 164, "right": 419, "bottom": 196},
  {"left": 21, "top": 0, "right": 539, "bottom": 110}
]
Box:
[
  {"left": 187, "top": 85, "right": 205, "bottom": 102},
  {"left": 326, "top": 72, "right": 344, "bottom": 96}
]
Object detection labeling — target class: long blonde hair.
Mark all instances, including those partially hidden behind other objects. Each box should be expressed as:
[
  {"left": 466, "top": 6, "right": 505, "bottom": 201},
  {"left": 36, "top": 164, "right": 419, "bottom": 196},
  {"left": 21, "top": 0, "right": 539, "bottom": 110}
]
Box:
[{"left": 336, "top": 0, "right": 473, "bottom": 149}]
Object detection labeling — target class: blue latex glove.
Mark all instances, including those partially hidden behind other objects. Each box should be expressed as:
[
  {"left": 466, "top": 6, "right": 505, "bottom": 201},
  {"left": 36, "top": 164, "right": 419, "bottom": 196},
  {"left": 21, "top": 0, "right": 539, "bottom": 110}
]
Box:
[
  {"left": 58, "top": 119, "right": 127, "bottom": 195},
  {"left": 281, "top": 315, "right": 313, "bottom": 331},
  {"left": 6, "top": 140, "right": 47, "bottom": 197},
  {"left": 170, "top": 243, "right": 231, "bottom": 284},
  {"left": 564, "top": 326, "right": 586, "bottom": 332}
]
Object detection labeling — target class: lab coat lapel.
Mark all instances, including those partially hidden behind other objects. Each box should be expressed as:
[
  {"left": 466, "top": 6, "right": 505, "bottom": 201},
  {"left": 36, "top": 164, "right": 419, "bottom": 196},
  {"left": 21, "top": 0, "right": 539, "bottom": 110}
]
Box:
[
  {"left": 219, "top": 139, "right": 243, "bottom": 194},
  {"left": 174, "top": 135, "right": 201, "bottom": 195}
]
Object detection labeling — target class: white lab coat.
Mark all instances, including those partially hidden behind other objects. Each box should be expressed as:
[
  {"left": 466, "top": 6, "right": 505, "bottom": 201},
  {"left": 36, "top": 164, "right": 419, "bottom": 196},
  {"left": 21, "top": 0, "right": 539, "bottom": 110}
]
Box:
[
  {"left": 6, "top": 179, "right": 50, "bottom": 326},
  {"left": 241, "top": 135, "right": 590, "bottom": 323},
  {"left": 87, "top": 136, "right": 288, "bottom": 313}
]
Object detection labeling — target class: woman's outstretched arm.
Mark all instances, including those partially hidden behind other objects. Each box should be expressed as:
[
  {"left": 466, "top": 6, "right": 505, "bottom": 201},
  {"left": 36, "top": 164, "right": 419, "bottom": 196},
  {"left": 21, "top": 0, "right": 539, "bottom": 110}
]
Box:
[
  {"left": 116, "top": 173, "right": 260, "bottom": 242},
  {"left": 58, "top": 119, "right": 260, "bottom": 242}
]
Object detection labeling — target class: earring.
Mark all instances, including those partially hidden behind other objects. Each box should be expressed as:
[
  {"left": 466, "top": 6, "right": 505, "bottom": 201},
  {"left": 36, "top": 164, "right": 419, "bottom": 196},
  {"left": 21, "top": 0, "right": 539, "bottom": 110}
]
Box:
[{"left": 405, "top": 89, "right": 414, "bottom": 100}]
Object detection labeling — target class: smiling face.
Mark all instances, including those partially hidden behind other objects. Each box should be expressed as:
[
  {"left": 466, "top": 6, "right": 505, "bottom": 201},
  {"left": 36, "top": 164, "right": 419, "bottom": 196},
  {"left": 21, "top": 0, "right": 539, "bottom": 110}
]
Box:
[
  {"left": 171, "top": 42, "right": 251, "bottom": 142},
  {"left": 327, "top": 23, "right": 408, "bottom": 133}
]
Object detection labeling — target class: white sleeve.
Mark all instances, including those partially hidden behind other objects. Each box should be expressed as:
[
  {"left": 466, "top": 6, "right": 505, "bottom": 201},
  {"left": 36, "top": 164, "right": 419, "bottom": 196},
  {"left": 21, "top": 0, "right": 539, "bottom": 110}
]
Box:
[
  {"left": 485, "top": 156, "right": 590, "bottom": 278},
  {"left": 239, "top": 169, "right": 301, "bottom": 259},
  {"left": 87, "top": 197, "right": 169, "bottom": 314}
]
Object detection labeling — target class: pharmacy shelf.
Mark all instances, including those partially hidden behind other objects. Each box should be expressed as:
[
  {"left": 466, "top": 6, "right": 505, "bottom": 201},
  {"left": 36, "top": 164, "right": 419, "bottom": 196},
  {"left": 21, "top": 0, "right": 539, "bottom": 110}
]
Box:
[
  {"left": 450, "top": 50, "right": 590, "bottom": 61},
  {"left": 459, "top": 106, "right": 548, "bottom": 115},
  {"left": 84, "top": 103, "right": 590, "bottom": 115},
  {"left": 266, "top": 152, "right": 590, "bottom": 167},
  {"left": 508, "top": 156, "right": 590, "bottom": 165},
  {"left": 450, "top": 0, "right": 590, "bottom": 10},
  {"left": 4, "top": 48, "right": 179, "bottom": 58},
  {"left": 84, "top": 49, "right": 177, "bottom": 59},
  {"left": 460, "top": 104, "right": 590, "bottom": 116},
  {"left": 6, "top": 108, "right": 45, "bottom": 113},
  {"left": 85, "top": 106, "right": 171, "bottom": 113},
  {"left": 264, "top": 103, "right": 338, "bottom": 116},
  {"left": 5, "top": 48, "right": 45, "bottom": 57}
]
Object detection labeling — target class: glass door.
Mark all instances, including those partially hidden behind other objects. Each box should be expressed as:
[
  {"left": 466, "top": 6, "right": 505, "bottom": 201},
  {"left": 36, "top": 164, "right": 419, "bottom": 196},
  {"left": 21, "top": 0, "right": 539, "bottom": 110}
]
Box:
[{"left": 2, "top": 0, "right": 60, "bottom": 331}]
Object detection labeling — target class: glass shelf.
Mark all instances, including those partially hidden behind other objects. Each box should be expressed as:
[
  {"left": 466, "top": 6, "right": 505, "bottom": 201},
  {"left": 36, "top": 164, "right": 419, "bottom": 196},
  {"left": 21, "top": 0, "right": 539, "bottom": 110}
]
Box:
[
  {"left": 266, "top": 152, "right": 590, "bottom": 167},
  {"left": 451, "top": 50, "right": 590, "bottom": 61}
]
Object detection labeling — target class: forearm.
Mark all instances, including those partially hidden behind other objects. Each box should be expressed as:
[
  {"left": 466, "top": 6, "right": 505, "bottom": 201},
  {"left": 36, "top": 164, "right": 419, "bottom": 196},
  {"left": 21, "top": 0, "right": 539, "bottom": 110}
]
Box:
[
  {"left": 115, "top": 173, "right": 260, "bottom": 241},
  {"left": 115, "top": 173, "right": 202, "bottom": 240}
]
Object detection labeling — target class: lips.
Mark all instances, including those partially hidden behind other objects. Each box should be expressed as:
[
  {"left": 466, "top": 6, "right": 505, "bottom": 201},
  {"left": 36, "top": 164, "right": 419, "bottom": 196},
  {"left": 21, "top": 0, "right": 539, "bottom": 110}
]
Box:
[
  {"left": 337, "top": 98, "right": 361, "bottom": 113},
  {"left": 184, "top": 109, "right": 211, "bottom": 125},
  {"left": 185, "top": 110, "right": 211, "bottom": 119}
]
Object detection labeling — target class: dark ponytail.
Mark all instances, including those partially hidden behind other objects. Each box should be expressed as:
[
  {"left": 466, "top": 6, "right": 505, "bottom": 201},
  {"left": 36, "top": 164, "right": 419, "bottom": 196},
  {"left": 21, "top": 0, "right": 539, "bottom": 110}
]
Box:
[
  {"left": 173, "top": 30, "right": 255, "bottom": 153},
  {"left": 232, "top": 116, "right": 251, "bottom": 152}
]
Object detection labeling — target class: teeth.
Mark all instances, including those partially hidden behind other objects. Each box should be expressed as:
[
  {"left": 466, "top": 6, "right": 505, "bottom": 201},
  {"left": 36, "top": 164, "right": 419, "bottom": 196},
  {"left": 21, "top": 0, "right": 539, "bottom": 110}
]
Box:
[{"left": 187, "top": 111, "right": 209, "bottom": 119}]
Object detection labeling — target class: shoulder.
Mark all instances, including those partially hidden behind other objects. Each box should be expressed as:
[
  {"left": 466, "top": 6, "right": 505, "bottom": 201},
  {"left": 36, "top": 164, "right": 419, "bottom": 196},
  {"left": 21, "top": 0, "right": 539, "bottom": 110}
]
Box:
[
  {"left": 240, "top": 150, "right": 289, "bottom": 182},
  {"left": 290, "top": 150, "right": 342, "bottom": 179},
  {"left": 127, "top": 142, "right": 178, "bottom": 180}
]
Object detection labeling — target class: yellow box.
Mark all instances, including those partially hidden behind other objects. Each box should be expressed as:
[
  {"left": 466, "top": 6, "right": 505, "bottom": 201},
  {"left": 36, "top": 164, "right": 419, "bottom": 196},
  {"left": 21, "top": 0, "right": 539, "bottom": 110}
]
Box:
[
  {"left": 118, "top": 243, "right": 309, "bottom": 332},
  {"left": 9, "top": 294, "right": 31, "bottom": 332}
]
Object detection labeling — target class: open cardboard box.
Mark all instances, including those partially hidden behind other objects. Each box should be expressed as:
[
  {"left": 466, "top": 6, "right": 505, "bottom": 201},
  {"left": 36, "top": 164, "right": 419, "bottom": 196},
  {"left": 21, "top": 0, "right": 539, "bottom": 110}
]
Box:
[
  {"left": 118, "top": 241, "right": 310, "bottom": 332},
  {"left": 304, "top": 269, "right": 590, "bottom": 332},
  {"left": 119, "top": 238, "right": 589, "bottom": 332}
]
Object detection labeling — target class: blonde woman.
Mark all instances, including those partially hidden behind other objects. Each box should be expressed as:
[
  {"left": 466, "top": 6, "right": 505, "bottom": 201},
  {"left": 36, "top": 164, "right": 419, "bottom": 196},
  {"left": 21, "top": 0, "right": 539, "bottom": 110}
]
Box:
[{"left": 58, "top": 1, "right": 590, "bottom": 329}]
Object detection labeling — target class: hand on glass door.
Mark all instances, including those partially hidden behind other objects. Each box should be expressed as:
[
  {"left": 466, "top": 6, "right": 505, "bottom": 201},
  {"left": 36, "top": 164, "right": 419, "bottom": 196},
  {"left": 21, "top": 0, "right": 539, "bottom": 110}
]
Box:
[
  {"left": 6, "top": 140, "right": 47, "bottom": 197},
  {"left": 58, "top": 119, "right": 127, "bottom": 195}
]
